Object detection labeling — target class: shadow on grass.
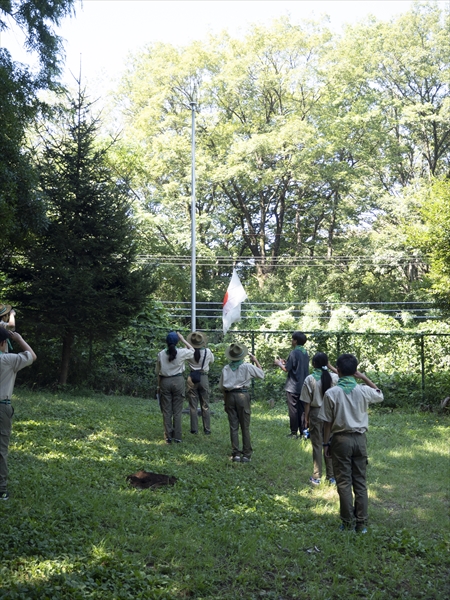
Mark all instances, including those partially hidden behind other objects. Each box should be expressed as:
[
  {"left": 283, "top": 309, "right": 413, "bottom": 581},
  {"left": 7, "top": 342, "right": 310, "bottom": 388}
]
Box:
[{"left": 1, "top": 392, "right": 448, "bottom": 599}]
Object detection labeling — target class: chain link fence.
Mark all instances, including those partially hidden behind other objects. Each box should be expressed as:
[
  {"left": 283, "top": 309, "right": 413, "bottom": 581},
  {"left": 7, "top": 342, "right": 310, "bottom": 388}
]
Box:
[{"left": 172, "top": 329, "right": 450, "bottom": 407}]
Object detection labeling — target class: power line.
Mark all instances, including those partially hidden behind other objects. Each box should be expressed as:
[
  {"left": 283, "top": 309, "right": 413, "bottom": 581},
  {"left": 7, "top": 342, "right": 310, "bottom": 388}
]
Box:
[{"left": 137, "top": 254, "right": 428, "bottom": 268}]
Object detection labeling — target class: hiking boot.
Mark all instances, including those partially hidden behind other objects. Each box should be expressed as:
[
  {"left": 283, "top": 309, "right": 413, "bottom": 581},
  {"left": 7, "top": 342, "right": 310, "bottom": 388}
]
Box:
[
  {"left": 309, "top": 477, "right": 321, "bottom": 486},
  {"left": 0, "top": 491, "right": 9, "bottom": 501}
]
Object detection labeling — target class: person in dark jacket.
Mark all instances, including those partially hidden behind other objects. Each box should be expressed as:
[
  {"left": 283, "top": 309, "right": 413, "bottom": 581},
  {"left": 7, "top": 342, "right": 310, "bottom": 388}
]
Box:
[{"left": 275, "top": 331, "right": 309, "bottom": 438}]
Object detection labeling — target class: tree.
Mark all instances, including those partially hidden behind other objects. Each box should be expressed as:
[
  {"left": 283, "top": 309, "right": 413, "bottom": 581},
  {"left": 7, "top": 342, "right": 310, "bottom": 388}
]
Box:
[
  {"left": 0, "top": 0, "right": 76, "bottom": 256},
  {"left": 113, "top": 4, "right": 449, "bottom": 308},
  {"left": 409, "top": 178, "right": 450, "bottom": 307},
  {"left": 5, "top": 87, "right": 156, "bottom": 384}
]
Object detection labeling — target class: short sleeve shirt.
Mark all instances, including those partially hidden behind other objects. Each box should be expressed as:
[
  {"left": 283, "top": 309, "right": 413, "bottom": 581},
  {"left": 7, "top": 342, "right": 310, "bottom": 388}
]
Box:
[
  {"left": 219, "top": 363, "right": 264, "bottom": 391},
  {"left": 318, "top": 384, "right": 384, "bottom": 434},
  {"left": 300, "top": 372, "right": 339, "bottom": 408},
  {"left": 157, "top": 347, "right": 195, "bottom": 377},
  {"left": 0, "top": 351, "right": 34, "bottom": 399},
  {"left": 187, "top": 348, "right": 215, "bottom": 373}
]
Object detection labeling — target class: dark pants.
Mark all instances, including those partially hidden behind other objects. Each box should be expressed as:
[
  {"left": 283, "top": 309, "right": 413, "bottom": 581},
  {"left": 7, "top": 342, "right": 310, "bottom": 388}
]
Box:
[
  {"left": 159, "top": 376, "right": 185, "bottom": 441},
  {"left": 224, "top": 390, "right": 252, "bottom": 459},
  {"left": 331, "top": 432, "right": 368, "bottom": 527},
  {"left": 286, "top": 391, "right": 305, "bottom": 435},
  {"left": 0, "top": 404, "right": 14, "bottom": 493},
  {"left": 309, "top": 407, "right": 334, "bottom": 480},
  {"left": 187, "top": 373, "right": 211, "bottom": 433}
]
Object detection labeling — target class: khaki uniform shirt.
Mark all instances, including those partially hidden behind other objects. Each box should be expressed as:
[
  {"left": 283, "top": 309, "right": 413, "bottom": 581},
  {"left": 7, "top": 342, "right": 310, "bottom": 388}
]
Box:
[
  {"left": 300, "top": 372, "right": 339, "bottom": 408},
  {"left": 157, "top": 347, "right": 195, "bottom": 377},
  {"left": 0, "top": 351, "right": 34, "bottom": 399},
  {"left": 219, "top": 363, "right": 264, "bottom": 391},
  {"left": 318, "top": 383, "right": 384, "bottom": 434},
  {"left": 187, "top": 348, "right": 214, "bottom": 373}
]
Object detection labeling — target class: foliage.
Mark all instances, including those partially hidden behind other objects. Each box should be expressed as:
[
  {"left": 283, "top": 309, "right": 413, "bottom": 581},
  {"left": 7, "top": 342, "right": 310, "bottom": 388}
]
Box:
[
  {"left": 0, "top": 390, "right": 448, "bottom": 599},
  {"left": 4, "top": 86, "right": 157, "bottom": 384},
  {"left": 111, "top": 3, "right": 450, "bottom": 307},
  {"left": 0, "top": 0, "right": 76, "bottom": 82},
  {"left": 409, "top": 178, "right": 450, "bottom": 308},
  {"left": 0, "top": 0, "right": 76, "bottom": 255}
]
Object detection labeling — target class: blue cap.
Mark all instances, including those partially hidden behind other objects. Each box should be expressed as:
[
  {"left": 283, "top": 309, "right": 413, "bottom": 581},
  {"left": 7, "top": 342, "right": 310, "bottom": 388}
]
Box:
[{"left": 166, "top": 332, "right": 179, "bottom": 346}]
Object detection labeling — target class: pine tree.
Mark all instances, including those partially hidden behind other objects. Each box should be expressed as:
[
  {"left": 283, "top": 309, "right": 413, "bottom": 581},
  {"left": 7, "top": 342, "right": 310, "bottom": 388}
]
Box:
[{"left": 7, "top": 86, "right": 156, "bottom": 384}]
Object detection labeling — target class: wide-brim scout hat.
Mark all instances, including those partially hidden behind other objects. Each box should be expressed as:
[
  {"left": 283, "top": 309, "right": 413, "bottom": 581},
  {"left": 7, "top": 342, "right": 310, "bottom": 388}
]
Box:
[
  {"left": 225, "top": 342, "right": 248, "bottom": 361},
  {"left": 187, "top": 331, "right": 208, "bottom": 348},
  {"left": 0, "top": 304, "right": 11, "bottom": 318}
]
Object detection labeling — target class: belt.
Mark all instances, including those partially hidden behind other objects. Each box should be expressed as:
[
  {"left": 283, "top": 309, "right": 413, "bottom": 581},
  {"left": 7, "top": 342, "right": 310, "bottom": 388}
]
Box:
[
  {"left": 226, "top": 388, "right": 248, "bottom": 393},
  {"left": 0, "top": 400, "right": 11, "bottom": 405},
  {"left": 160, "top": 373, "right": 183, "bottom": 378}
]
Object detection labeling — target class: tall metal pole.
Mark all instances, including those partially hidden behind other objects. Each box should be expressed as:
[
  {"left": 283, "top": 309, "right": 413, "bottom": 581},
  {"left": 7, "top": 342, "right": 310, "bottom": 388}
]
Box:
[{"left": 190, "top": 101, "right": 196, "bottom": 332}]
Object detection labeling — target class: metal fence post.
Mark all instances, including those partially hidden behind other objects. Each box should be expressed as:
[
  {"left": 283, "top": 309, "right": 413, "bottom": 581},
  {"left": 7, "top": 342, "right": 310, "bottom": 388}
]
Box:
[{"left": 420, "top": 334, "right": 425, "bottom": 403}]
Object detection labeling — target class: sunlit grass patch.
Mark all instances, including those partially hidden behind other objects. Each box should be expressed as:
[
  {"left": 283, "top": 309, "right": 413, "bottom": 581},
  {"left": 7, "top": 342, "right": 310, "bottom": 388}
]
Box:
[{"left": 0, "top": 390, "right": 448, "bottom": 599}]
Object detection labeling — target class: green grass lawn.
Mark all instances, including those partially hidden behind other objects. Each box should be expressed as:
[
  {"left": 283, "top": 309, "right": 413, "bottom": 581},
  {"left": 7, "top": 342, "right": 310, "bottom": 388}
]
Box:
[{"left": 0, "top": 391, "right": 449, "bottom": 599}]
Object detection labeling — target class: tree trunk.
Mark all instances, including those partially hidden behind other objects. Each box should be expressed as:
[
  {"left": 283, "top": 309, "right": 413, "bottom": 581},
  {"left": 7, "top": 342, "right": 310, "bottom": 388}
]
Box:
[{"left": 59, "top": 331, "right": 74, "bottom": 385}]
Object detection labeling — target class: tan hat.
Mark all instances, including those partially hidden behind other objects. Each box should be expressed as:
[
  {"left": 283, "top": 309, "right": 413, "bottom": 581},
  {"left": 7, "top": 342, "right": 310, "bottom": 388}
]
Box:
[
  {"left": 187, "top": 331, "right": 208, "bottom": 348},
  {"left": 0, "top": 304, "right": 11, "bottom": 318},
  {"left": 225, "top": 342, "right": 248, "bottom": 361}
]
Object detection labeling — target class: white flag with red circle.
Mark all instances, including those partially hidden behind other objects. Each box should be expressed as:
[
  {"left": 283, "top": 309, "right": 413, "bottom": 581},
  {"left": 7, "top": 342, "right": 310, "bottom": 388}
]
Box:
[{"left": 222, "top": 269, "right": 248, "bottom": 334}]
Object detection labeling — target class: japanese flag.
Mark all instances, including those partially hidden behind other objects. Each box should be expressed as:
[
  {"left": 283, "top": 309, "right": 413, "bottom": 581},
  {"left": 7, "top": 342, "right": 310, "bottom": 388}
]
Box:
[{"left": 223, "top": 269, "right": 248, "bottom": 335}]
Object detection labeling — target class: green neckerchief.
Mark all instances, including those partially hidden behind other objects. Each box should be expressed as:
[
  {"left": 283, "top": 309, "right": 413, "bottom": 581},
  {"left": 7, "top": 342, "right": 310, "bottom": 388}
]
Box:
[
  {"left": 337, "top": 376, "right": 357, "bottom": 393},
  {"left": 229, "top": 360, "right": 244, "bottom": 371},
  {"left": 296, "top": 346, "right": 307, "bottom": 354},
  {"left": 311, "top": 368, "right": 322, "bottom": 381}
]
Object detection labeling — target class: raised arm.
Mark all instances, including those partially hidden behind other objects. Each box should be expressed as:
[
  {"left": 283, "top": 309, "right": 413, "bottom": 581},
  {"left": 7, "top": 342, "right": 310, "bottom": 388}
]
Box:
[
  {"left": 7, "top": 309, "right": 16, "bottom": 331},
  {"left": 354, "top": 371, "right": 380, "bottom": 390},
  {"left": 274, "top": 357, "right": 287, "bottom": 372},
  {"left": 177, "top": 331, "right": 194, "bottom": 350},
  {"left": 9, "top": 331, "right": 37, "bottom": 362},
  {"left": 249, "top": 352, "right": 262, "bottom": 370}
]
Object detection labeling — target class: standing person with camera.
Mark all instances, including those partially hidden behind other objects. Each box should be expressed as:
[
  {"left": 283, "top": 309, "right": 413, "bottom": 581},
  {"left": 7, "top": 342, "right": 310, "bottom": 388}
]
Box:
[
  {"left": 274, "top": 331, "right": 310, "bottom": 438},
  {"left": 186, "top": 332, "right": 215, "bottom": 436},
  {"left": 0, "top": 329, "right": 37, "bottom": 501}
]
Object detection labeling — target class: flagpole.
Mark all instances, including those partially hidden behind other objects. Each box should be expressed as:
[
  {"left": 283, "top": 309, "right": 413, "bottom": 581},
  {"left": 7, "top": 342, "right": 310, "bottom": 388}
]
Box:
[{"left": 190, "top": 99, "right": 196, "bottom": 332}]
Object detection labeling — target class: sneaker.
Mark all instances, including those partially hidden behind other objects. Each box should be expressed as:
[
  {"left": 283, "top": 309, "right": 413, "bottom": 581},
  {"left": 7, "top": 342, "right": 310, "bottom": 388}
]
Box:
[
  {"left": 165, "top": 438, "right": 172, "bottom": 444},
  {"left": 231, "top": 455, "right": 241, "bottom": 462},
  {"left": 173, "top": 439, "right": 182, "bottom": 443},
  {"left": 327, "top": 477, "right": 336, "bottom": 485},
  {"left": 309, "top": 477, "right": 321, "bottom": 486},
  {"left": 339, "top": 523, "right": 355, "bottom": 532},
  {"left": 0, "top": 491, "right": 9, "bottom": 501},
  {"left": 287, "top": 433, "right": 298, "bottom": 439},
  {"left": 242, "top": 457, "right": 251, "bottom": 463},
  {"left": 204, "top": 430, "right": 211, "bottom": 435},
  {"left": 355, "top": 525, "right": 368, "bottom": 534},
  {"left": 190, "top": 430, "right": 198, "bottom": 435}
]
